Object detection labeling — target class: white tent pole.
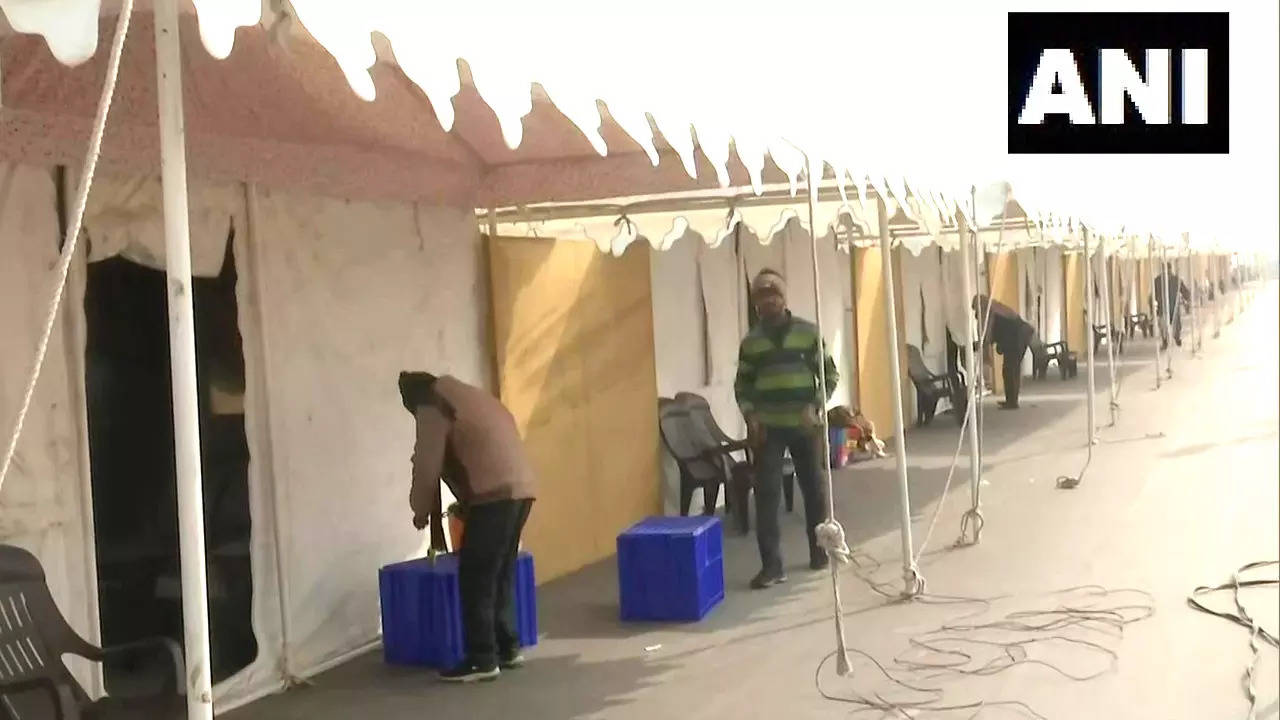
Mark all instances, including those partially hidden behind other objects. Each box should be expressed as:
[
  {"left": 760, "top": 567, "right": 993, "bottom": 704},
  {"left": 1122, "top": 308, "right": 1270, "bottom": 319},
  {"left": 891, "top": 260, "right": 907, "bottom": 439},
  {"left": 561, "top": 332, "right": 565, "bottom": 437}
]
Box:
[
  {"left": 1149, "top": 236, "right": 1163, "bottom": 389},
  {"left": 1097, "top": 238, "right": 1117, "bottom": 427},
  {"left": 1213, "top": 253, "right": 1222, "bottom": 337},
  {"left": 154, "top": 2, "right": 215, "bottom": 716},
  {"left": 1186, "top": 237, "right": 1200, "bottom": 356},
  {"left": 1082, "top": 229, "right": 1097, "bottom": 444},
  {"left": 875, "top": 194, "right": 922, "bottom": 597},
  {"left": 1161, "top": 244, "right": 1174, "bottom": 378},
  {"left": 957, "top": 211, "right": 981, "bottom": 524},
  {"left": 969, "top": 189, "right": 986, "bottom": 466},
  {"left": 801, "top": 165, "right": 852, "bottom": 674}
]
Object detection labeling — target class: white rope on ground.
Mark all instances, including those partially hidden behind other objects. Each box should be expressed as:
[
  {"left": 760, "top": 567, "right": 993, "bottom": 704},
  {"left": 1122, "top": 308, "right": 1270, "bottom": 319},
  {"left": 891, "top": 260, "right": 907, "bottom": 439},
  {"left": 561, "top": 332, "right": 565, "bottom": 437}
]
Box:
[{"left": 0, "top": 1, "right": 135, "bottom": 494}]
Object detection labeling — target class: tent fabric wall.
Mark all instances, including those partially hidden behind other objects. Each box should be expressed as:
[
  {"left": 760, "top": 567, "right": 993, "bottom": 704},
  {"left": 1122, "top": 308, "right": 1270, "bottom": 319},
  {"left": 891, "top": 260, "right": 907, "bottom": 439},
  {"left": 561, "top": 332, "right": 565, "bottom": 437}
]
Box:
[
  {"left": 80, "top": 172, "right": 245, "bottom": 279},
  {"left": 899, "top": 246, "right": 949, "bottom": 419},
  {"left": 0, "top": 162, "right": 98, "bottom": 692},
  {"left": 250, "top": 189, "right": 491, "bottom": 681},
  {"left": 853, "top": 247, "right": 908, "bottom": 436},
  {"left": 650, "top": 234, "right": 741, "bottom": 514},
  {"left": 489, "top": 237, "right": 661, "bottom": 582},
  {"left": 1064, "top": 253, "right": 1088, "bottom": 357}
]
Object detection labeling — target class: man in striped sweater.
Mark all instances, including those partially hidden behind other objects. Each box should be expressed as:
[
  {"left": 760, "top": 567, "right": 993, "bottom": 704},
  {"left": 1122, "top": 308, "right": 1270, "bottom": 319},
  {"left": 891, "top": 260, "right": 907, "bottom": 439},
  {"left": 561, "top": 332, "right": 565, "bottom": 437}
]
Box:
[{"left": 735, "top": 269, "right": 839, "bottom": 589}]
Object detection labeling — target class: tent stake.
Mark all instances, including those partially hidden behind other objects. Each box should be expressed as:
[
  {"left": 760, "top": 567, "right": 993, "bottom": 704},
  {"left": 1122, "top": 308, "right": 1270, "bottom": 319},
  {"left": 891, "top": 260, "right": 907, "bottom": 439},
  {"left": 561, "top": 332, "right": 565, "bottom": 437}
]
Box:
[{"left": 154, "top": 2, "right": 215, "bottom": 716}]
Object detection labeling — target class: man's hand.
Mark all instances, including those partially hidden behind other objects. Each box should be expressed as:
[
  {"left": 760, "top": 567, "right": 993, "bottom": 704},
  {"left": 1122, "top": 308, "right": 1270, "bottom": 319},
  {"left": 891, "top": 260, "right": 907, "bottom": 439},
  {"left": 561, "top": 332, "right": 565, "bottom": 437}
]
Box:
[{"left": 413, "top": 513, "right": 429, "bottom": 531}]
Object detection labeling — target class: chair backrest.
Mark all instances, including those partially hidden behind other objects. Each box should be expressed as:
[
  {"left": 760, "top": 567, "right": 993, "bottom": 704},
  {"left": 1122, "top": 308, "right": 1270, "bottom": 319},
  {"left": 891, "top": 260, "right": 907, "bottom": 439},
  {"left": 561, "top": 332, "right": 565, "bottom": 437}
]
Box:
[
  {"left": 0, "top": 545, "right": 99, "bottom": 716},
  {"left": 673, "top": 393, "right": 734, "bottom": 446},
  {"left": 657, "top": 399, "right": 720, "bottom": 481},
  {"left": 905, "top": 345, "right": 933, "bottom": 384}
]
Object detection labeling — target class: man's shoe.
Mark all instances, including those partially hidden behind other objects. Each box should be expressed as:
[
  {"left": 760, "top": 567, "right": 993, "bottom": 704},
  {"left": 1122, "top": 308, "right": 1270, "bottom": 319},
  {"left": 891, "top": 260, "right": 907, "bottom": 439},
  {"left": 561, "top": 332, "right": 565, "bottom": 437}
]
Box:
[
  {"left": 997, "top": 401, "right": 1019, "bottom": 410},
  {"left": 440, "top": 662, "right": 500, "bottom": 683},
  {"left": 499, "top": 650, "right": 525, "bottom": 670},
  {"left": 750, "top": 569, "right": 788, "bottom": 590}
]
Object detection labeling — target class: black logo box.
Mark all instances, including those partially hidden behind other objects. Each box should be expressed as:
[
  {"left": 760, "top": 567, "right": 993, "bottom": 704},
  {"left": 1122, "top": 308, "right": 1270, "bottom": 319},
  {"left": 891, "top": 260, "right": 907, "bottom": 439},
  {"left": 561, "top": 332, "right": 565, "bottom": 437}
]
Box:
[{"left": 1008, "top": 12, "right": 1228, "bottom": 154}]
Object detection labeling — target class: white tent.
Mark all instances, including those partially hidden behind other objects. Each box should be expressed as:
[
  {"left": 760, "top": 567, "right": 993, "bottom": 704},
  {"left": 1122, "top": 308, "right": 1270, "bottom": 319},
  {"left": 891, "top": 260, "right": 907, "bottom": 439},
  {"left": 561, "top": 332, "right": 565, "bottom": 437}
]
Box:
[{"left": 1, "top": 1, "right": 1275, "bottom": 715}]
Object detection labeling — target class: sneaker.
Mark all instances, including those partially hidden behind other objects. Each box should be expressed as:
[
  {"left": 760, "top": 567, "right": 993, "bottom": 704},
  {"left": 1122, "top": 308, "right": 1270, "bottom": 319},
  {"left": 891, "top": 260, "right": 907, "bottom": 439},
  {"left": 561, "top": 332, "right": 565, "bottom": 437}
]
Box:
[
  {"left": 750, "top": 569, "right": 788, "bottom": 590},
  {"left": 499, "top": 651, "right": 525, "bottom": 669},
  {"left": 440, "top": 662, "right": 500, "bottom": 683}
]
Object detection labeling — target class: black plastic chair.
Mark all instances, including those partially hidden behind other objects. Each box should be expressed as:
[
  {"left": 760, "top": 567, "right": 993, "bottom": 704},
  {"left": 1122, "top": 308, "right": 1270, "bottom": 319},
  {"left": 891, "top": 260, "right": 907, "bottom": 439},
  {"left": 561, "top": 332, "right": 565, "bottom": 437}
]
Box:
[
  {"left": 674, "top": 393, "right": 795, "bottom": 533},
  {"left": 905, "top": 345, "right": 960, "bottom": 426},
  {"left": 1030, "top": 339, "right": 1078, "bottom": 380},
  {"left": 0, "top": 545, "right": 185, "bottom": 720},
  {"left": 1125, "top": 313, "right": 1153, "bottom": 339},
  {"left": 657, "top": 398, "right": 734, "bottom": 520},
  {"left": 1092, "top": 324, "right": 1125, "bottom": 355}
]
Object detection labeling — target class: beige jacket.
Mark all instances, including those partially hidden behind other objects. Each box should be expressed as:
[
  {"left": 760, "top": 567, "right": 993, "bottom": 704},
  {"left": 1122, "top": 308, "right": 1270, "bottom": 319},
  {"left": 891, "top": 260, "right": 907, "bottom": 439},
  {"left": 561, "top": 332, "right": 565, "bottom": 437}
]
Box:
[{"left": 409, "top": 376, "right": 537, "bottom": 517}]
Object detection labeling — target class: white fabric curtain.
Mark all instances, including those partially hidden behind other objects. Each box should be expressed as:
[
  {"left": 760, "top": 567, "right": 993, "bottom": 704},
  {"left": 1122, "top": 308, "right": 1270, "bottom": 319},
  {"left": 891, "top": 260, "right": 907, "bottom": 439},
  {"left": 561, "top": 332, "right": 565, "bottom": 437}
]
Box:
[
  {"left": 81, "top": 172, "right": 246, "bottom": 278},
  {"left": 249, "top": 188, "right": 489, "bottom": 680},
  {"left": 0, "top": 162, "right": 98, "bottom": 692}
]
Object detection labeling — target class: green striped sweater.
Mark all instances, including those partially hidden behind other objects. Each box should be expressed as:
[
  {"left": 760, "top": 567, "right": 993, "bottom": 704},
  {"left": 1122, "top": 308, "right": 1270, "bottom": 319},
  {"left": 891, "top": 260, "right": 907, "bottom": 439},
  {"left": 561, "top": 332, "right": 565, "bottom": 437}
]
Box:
[{"left": 734, "top": 313, "right": 839, "bottom": 428}]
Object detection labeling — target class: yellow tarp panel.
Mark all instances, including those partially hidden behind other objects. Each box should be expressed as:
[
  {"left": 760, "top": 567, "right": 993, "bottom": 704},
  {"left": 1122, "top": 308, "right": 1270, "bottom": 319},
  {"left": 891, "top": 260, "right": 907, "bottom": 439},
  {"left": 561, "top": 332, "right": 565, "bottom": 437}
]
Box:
[
  {"left": 853, "top": 247, "right": 908, "bottom": 435},
  {"left": 1064, "top": 253, "right": 1087, "bottom": 356},
  {"left": 987, "top": 252, "right": 1021, "bottom": 394},
  {"left": 488, "top": 237, "right": 662, "bottom": 582}
]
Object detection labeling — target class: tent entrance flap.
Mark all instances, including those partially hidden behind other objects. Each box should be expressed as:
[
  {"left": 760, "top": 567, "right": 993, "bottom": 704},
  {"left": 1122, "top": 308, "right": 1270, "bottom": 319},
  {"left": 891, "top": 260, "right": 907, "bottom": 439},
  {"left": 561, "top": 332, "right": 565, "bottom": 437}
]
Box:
[{"left": 84, "top": 244, "right": 258, "bottom": 693}]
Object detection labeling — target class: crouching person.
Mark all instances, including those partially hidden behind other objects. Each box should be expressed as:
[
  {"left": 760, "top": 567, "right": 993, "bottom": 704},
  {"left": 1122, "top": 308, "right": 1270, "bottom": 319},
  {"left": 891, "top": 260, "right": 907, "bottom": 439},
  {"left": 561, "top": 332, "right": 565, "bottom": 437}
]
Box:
[{"left": 399, "top": 372, "right": 537, "bottom": 683}]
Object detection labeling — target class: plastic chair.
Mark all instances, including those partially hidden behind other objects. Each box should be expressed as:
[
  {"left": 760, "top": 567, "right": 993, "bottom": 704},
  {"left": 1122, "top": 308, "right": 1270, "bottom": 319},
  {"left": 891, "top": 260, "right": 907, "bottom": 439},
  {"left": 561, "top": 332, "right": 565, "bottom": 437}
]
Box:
[
  {"left": 0, "top": 545, "right": 185, "bottom": 720},
  {"left": 905, "top": 345, "right": 961, "bottom": 426}
]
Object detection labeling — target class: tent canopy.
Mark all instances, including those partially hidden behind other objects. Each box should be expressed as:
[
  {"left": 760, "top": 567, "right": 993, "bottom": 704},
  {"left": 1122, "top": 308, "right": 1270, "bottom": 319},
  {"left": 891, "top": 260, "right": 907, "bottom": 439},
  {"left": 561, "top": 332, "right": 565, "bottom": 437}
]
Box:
[{"left": 2, "top": 0, "right": 1276, "bottom": 253}]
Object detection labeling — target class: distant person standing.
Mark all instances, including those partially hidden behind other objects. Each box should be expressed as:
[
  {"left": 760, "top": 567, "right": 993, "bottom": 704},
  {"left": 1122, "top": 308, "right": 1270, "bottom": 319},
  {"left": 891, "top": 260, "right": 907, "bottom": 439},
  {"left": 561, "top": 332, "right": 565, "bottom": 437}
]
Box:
[
  {"left": 972, "top": 295, "right": 1035, "bottom": 410},
  {"left": 735, "top": 269, "right": 839, "bottom": 589},
  {"left": 399, "top": 372, "right": 536, "bottom": 683},
  {"left": 1151, "top": 265, "right": 1190, "bottom": 350}
]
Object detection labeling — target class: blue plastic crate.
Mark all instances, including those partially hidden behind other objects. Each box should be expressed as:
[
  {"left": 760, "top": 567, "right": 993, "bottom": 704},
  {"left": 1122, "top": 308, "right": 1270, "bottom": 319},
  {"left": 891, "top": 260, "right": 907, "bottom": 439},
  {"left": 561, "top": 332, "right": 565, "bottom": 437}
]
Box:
[
  {"left": 617, "top": 516, "right": 724, "bottom": 622},
  {"left": 379, "top": 551, "right": 537, "bottom": 668}
]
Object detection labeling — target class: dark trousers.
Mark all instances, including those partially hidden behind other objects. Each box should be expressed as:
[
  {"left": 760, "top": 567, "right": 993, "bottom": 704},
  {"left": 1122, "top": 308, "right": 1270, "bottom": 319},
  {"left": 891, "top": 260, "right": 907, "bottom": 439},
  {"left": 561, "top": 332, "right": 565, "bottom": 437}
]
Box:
[
  {"left": 999, "top": 340, "right": 1029, "bottom": 407},
  {"left": 754, "top": 427, "right": 827, "bottom": 574},
  {"left": 459, "top": 498, "right": 532, "bottom": 667}
]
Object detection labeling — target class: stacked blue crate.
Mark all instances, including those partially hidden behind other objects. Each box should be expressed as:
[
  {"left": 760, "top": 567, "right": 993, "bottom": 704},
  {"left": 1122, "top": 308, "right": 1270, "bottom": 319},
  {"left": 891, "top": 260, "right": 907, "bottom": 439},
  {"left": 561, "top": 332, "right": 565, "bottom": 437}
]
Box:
[
  {"left": 379, "top": 551, "right": 537, "bottom": 668},
  {"left": 617, "top": 516, "right": 724, "bottom": 622}
]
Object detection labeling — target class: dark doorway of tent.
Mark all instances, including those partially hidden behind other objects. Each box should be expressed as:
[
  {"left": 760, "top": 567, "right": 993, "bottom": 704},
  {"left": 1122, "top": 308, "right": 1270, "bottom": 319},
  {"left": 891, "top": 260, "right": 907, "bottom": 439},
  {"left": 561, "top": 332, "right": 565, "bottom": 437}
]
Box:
[{"left": 83, "top": 234, "right": 257, "bottom": 694}]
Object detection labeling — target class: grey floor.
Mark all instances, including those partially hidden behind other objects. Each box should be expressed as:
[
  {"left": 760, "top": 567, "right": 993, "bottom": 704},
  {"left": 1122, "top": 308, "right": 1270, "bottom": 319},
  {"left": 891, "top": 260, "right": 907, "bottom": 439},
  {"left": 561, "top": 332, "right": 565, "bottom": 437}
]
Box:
[{"left": 227, "top": 286, "right": 1279, "bottom": 720}]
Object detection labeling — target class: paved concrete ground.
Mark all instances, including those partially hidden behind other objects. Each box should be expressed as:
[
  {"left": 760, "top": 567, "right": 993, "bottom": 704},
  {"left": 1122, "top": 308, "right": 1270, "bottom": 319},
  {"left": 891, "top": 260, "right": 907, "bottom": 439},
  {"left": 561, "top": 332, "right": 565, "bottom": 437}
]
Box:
[{"left": 229, "top": 284, "right": 1278, "bottom": 720}]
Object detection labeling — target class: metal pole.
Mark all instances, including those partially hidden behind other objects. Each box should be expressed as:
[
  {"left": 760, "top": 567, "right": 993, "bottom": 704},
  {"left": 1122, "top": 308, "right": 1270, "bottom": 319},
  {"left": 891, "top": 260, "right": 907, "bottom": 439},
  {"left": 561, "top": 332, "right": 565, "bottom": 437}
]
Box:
[
  {"left": 1161, "top": 244, "right": 1173, "bottom": 378},
  {"left": 1149, "top": 236, "right": 1162, "bottom": 388},
  {"left": 1186, "top": 237, "right": 1200, "bottom": 355},
  {"left": 1213, "top": 252, "right": 1222, "bottom": 337},
  {"left": 802, "top": 165, "right": 852, "bottom": 673},
  {"left": 1083, "top": 230, "right": 1097, "bottom": 443},
  {"left": 957, "top": 210, "right": 981, "bottom": 521},
  {"left": 1097, "top": 238, "right": 1117, "bottom": 426},
  {"left": 876, "top": 195, "right": 920, "bottom": 596},
  {"left": 969, "top": 188, "right": 986, "bottom": 463},
  {"left": 154, "top": 2, "right": 214, "bottom": 716}
]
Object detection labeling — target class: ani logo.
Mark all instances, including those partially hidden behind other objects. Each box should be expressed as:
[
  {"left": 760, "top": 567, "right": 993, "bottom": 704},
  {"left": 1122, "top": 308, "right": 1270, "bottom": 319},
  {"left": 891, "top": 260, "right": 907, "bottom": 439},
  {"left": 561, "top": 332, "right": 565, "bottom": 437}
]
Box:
[{"left": 1007, "top": 12, "right": 1229, "bottom": 154}]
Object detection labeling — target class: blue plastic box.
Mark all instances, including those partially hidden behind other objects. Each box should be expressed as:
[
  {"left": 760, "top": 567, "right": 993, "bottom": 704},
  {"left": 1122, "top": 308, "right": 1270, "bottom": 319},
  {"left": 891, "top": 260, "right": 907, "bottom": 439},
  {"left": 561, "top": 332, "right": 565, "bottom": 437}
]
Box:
[
  {"left": 617, "top": 516, "right": 724, "bottom": 622},
  {"left": 379, "top": 551, "right": 537, "bottom": 668}
]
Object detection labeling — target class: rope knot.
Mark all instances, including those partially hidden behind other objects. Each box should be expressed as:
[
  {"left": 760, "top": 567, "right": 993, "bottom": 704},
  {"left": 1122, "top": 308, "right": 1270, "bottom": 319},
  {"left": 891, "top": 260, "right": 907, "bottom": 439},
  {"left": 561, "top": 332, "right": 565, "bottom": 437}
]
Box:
[{"left": 815, "top": 520, "right": 852, "bottom": 565}]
